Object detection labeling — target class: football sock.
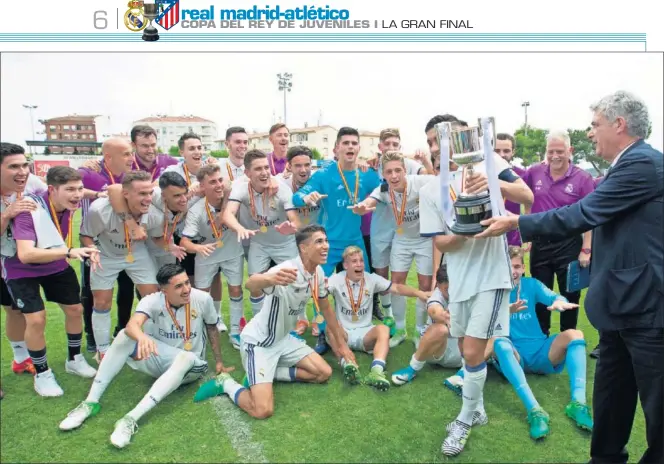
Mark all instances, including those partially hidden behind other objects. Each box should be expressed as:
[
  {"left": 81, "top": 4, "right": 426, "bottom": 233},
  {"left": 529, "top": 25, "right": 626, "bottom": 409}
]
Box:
[
  {"left": 415, "top": 298, "right": 427, "bottom": 335},
  {"left": 274, "top": 367, "right": 297, "bottom": 382},
  {"left": 213, "top": 300, "right": 222, "bottom": 320},
  {"left": 222, "top": 378, "right": 246, "bottom": 405},
  {"left": 391, "top": 294, "right": 407, "bottom": 330},
  {"left": 28, "top": 347, "right": 48, "bottom": 374},
  {"left": 86, "top": 330, "right": 135, "bottom": 403},
  {"left": 67, "top": 332, "right": 82, "bottom": 361},
  {"left": 91, "top": 309, "right": 112, "bottom": 353},
  {"left": 380, "top": 294, "right": 392, "bottom": 317},
  {"left": 229, "top": 296, "right": 244, "bottom": 334},
  {"left": 457, "top": 362, "right": 487, "bottom": 425},
  {"left": 10, "top": 340, "right": 30, "bottom": 363},
  {"left": 409, "top": 354, "right": 426, "bottom": 372},
  {"left": 565, "top": 339, "right": 588, "bottom": 404},
  {"left": 493, "top": 338, "right": 539, "bottom": 412},
  {"left": 249, "top": 295, "right": 264, "bottom": 317},
  {"left": 127, "top": 352, "right": 195, "bottom": 422},
  {"left": 371, "top": 359, "right": 386, "bottom": 374}
]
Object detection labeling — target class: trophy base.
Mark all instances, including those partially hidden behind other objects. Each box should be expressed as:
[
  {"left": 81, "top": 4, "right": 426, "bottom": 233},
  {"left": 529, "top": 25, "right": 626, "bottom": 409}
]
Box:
[
  {"left": 142, "top": 27, "right": 160, "bottom": 42},
  {"left": 451, "top": 192, "right": 492, "bottom": 236}
]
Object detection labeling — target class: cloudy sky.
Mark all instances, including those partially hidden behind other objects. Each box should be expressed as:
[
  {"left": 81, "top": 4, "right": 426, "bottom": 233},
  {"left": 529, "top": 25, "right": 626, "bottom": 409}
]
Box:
[{"left": 2, "top": 52, "right": 662, "bottom": 153}]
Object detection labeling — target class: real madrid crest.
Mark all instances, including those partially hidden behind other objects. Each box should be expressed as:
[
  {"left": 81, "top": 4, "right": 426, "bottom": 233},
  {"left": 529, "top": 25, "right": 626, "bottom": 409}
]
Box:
[
  {"left": 190, "top": 308, "right": 198, "bottom": 318},
  {"left": 124, "top": 0, "right": 147, "bottom": 32}
]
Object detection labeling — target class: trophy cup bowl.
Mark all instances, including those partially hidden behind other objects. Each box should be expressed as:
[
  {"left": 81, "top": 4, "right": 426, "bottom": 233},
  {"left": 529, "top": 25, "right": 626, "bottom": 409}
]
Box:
[
  {"left": 142, "top": 3, "right": 160, "bottom": 42},
  {"left": 449, "top": 123, "right": 493, "bottom": 236}
]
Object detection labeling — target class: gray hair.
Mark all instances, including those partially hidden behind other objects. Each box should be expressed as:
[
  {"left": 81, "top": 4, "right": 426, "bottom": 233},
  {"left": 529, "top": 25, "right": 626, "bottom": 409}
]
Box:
[
  {"left": 546, "top": 130, "right": 571, "bottom": 148},
  {"left": 590, "top": 91, "right": 650, "bottom": 138}
]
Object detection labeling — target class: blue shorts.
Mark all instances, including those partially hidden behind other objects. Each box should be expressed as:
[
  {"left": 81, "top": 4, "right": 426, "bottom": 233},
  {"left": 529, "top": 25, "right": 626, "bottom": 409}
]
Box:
[
  {"left": 322, "top": 239, "right": 370, "bottom": 277},
  {"left": 514, "top": 335, "right": 564, "bottom": 375}
]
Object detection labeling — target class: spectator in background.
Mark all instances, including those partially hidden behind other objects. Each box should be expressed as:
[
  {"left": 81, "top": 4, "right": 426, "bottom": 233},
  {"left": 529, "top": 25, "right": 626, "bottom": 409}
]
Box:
[
  {"left": 495, "top": 133, "right": 527, "bottom": 247},
  {"left": 522, "top": 130, "right": 595, "bottom": 337}
]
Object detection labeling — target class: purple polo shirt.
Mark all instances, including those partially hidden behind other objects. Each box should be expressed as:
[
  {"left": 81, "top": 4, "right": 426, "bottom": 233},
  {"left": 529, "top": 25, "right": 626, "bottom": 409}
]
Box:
[
  {"left": 505, "top": 165, "right": 526, "bottom": 246},
  {"left": 79, "top": 161, "right": 125, "bottom": 219},
  {"left": 134, "top": 153, "right": 178, "bottom": 181},
  {"left": 523, "top": 163, "right": 595, "bottom": 214},
  {"left": 267, "top": 152, "right": 287, "bottom": 176},
  {"left": 4, "top": 192, "right": 71, "bottom": 280}
]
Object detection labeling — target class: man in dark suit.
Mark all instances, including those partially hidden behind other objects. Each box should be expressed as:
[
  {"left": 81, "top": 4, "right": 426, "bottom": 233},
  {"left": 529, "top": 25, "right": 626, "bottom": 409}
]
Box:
[{"left": 476, "top": 90, "right": 663, "bottom": 464}]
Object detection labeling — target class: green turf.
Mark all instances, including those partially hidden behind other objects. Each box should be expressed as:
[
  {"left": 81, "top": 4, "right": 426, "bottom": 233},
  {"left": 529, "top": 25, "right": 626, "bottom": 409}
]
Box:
[{"left": 0, "top": 212, "right": 647, "bottom": 462}]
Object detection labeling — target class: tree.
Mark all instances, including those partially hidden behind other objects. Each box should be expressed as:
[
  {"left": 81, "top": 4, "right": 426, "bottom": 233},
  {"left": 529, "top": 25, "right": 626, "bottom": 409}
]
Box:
[
  {"left": 311, "top": 148, "right": 323, "bottom": 160},
  {"left": 43, "top": 147, "right": 51, "bottom": 155},
  {"left": 567, "top": 128, "right": 607, "bottom": 173},
  {"left": 168, "top": 145, "right": 179, "bottom": 157},
  {"left": 513, "top": 126, "right": 547, "bottom": 166},
  {"left": 209, "top": 150, "right": 229, "bottom": 158}
]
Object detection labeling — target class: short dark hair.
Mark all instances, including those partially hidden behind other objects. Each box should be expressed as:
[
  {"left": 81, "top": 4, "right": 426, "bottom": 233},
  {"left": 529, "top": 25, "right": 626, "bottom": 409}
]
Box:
[
  {"left": 130, "top": 125, "right": 158, "bottom": 143},
  {"left": 1, "top": 142, "right": 26, "bottom": 164},
  {"left": 496, "top": 133, "right": 516, "bottom": 150},
  {"left": 244, "top": 149, "right": 267, "bottom": 170},
  {"left": 287, "top": 146, "right": 312, "bottom": 163},
  {"left": 196, "top": 164, "right": 221, "bottom": 183},
  {"left": 269, "top": 123, "right": 288, "bottom": 135},
  {"left": 424, "top": 114, "right": 459, "bottom": 133},
  {"left": 159, "top": 171, "right": 189, "bottom": 191},
  {"left": 157, "top": 263, "right": 187, "bottom": 286},
  {"left": 122, "top": 170, "right": 152, "bottom": 188},
  {"left": 436, "top": 263, "right": 449, "bottom": 284},
  {"left": 335, "top": 127, "right": 360, "bottom": 144},
  {"left": 226, "top": 126, "right": 247, "bottom": 140},
  {"left": 46, "top": 166, "right": 82, "bottom": 187},
  {"left": 296, "top": 224, "right": 326, "bottom": 251},
  {"left": 178, "top": 133, "right": 202, "bottom": 150},
  {"left": 456, "top": 120, "right": 469, "bottom": 128}
]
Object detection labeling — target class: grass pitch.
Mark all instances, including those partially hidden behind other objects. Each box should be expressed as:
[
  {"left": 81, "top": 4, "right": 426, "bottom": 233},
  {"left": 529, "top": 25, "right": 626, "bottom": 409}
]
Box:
[{"left": 0, "top": 212, "right": 647, "bottom": 463}]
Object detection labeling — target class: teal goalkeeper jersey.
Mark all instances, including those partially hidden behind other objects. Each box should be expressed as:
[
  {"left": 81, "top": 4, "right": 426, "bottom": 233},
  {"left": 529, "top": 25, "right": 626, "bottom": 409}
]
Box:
[
  {"left": 509, "top": 277, "right": 568, "bottom": 343},
  {"left": 293, "top": 162, "right": 380, "bottom": 247}
]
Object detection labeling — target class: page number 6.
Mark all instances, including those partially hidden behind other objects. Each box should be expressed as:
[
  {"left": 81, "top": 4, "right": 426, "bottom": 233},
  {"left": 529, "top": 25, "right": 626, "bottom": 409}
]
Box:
[{"left": 94, "top": 11, "right": 108, "bottom": 29}]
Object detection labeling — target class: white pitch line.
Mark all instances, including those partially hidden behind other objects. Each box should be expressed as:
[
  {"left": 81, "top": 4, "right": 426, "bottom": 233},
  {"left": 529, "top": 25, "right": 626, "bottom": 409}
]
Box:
[{"left": 210, "top": 394, "right": 269, "bottom": 463}]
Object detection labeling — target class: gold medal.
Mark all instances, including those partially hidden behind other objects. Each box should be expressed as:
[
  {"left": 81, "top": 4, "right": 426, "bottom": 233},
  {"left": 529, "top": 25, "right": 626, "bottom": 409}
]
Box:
[
  {"left": 396, "top": 227, "right": 403, "bottom": 235},
  {"left": 260, "top": 225, "right": 268, "bottom": 233},
  {"left": 184, "top": 341, "right": 192, "bottom": 351},
  {"left": 216, "top": 240, "right": 224, "bottom": 248},
  {"left": 345, "top": 277, "right": 365, "bottom": 326},
  {"left": 389, "top": 179, "right": 408, "bottom": 236},
  {"left": 315, "top": 314, "right": 325, "bottom": 324},
  {"left": 164, "top": 295, "right": 192, "bottom": 353},
  {"left": 126, "top": 253, "right": 134, "bottom": 263},
  {"left": 352, "top": 314, "right": 359, "bottom": 322}
]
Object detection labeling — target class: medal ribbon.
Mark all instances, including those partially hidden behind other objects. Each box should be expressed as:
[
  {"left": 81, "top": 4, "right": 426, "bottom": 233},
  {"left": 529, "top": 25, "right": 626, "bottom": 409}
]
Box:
[
  {"left": 48, "top": 198, "right": 73, "bottom": 249},
  {"left": 163, "top": 211, "right": 181, "bottom": 247},
  {"left": 205, "top": 198, "right": 223, "bottom": 241},
  {"left": 345, "top": 277, "right": 365, "bottom": 319},
  {"left": 182, "top": 163, "right": 192, "bottom": 187},
  {"left": 102, "top": 162, "right": 118, "bottom": 185},
  {"left": 133, "top": 157, "right": 158, "bottom": 179},
  {"left": 309, "top": 271, "right": 322, "bottom": 315},
  {"left": 389, "top": 178, "right": 407, "bottom": 228},
  {"left": 337, "top": 163, "right": 359, "bottom": 204},
  {"left": 123, "top": 222, "right": 133, "bottom": 257},
  {"left": 164, "top": 296, "right": 191, "bottom": 346},
  {"left": 248, "top": 183, "right": 267, "bottom": 227},
  {"left": 268, "top": 154, "right": 277, "bottom": 176},
  {"left": 292, "top": 178, "right": 310, "bottom": 219},
  {"left": 226, "top": 163, "right": 234, "bottom": 181}
]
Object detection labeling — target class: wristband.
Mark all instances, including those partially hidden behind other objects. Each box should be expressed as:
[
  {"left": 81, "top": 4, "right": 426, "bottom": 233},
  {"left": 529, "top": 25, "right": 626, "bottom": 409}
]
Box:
[{"left": 66, "top": 248, "right": 72, "bottom": 259}]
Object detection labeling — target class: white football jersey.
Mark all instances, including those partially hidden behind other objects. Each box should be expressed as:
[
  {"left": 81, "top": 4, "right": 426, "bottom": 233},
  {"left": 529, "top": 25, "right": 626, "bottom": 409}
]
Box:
[{"left": 327, "top": 271, "right": 392, "bottom": 329}]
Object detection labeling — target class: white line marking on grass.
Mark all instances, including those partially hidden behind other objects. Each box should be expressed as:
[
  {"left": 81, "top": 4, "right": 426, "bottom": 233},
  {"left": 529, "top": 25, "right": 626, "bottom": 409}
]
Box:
[{"left": 210, "top": 395, "right": 269, "bottom": 463}]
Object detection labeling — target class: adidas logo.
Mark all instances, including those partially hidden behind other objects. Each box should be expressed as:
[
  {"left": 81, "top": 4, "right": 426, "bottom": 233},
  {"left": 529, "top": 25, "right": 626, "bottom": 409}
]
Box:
[{"left": 495, "top": 323, "right": 502, "bottom": 330}]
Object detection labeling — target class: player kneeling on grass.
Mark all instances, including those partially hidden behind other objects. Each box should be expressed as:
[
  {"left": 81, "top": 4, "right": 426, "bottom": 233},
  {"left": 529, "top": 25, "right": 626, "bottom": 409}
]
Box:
[
  {"left": 193, "top": 225, "right": 357, "bottom": 419},
  {"left": 59, "top": 263, "right": 231, "bottom": 448},
  {"left": 327, "top": 245, "right": 430, "bottom": 390},
  {"left": 392, "top": 264, "right": 466, "bottom": 388}
]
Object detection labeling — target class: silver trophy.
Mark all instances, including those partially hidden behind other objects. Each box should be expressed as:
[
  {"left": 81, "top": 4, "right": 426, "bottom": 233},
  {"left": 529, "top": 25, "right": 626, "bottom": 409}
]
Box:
[
  {"left": 442, "top": 118, "right": 496, "bottom": 235},
  {"left": 142, "top": 2, "right": 160, "bottom": 42}
]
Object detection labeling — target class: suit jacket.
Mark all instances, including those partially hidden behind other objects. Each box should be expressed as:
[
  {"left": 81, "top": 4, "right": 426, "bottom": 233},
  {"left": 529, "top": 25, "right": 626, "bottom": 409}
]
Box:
[{"left": 518, "top": 140, "right": 663, "bottom": 330}]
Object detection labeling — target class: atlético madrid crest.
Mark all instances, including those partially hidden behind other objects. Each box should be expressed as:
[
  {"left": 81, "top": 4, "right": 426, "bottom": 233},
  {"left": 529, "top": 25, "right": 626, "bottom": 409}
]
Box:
[{"left": 156, "top": 0, "right": 180, "bottom": 30}]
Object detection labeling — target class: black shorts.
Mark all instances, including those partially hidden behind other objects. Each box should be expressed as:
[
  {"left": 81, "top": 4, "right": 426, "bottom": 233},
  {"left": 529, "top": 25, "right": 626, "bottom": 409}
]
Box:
[
  {"left": 0, "top": 277, "right": 17, "bottom": 309},
  {"left": 5, "top": 266, "right": 81, "bottom": 314},
  {"left": 174, "top": 234, "right": 195, "bottom": 276}
]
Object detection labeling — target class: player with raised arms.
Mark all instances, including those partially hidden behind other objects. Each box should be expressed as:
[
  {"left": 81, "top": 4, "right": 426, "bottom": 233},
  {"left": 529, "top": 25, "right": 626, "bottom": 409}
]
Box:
[
  {"left": 222, "top": 149, "right": 300, "bottom": 318},
  {"left": 59, "top": 263, "right": 230, "bottom": 448},
  {"left": 193, "top": 225, "right": 356, "bottom": 419}
]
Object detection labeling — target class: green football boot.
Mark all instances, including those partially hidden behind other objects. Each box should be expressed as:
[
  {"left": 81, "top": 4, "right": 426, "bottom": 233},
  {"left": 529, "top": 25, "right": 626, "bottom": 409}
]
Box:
[
  {"left": 193, "top": 372, "right": 233, "bottom": 402},
  {"left": 527, "top": 407, "right": 550, "bottom": 440},
  {"left": 343, "top": 362, "right": 361, "bottom": 385},
  {"left": 364, "top": 369, "right": 390, "bottom": 391},
  {"left": 565, "top": 401, "right": 593, "bottom": 431}
]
